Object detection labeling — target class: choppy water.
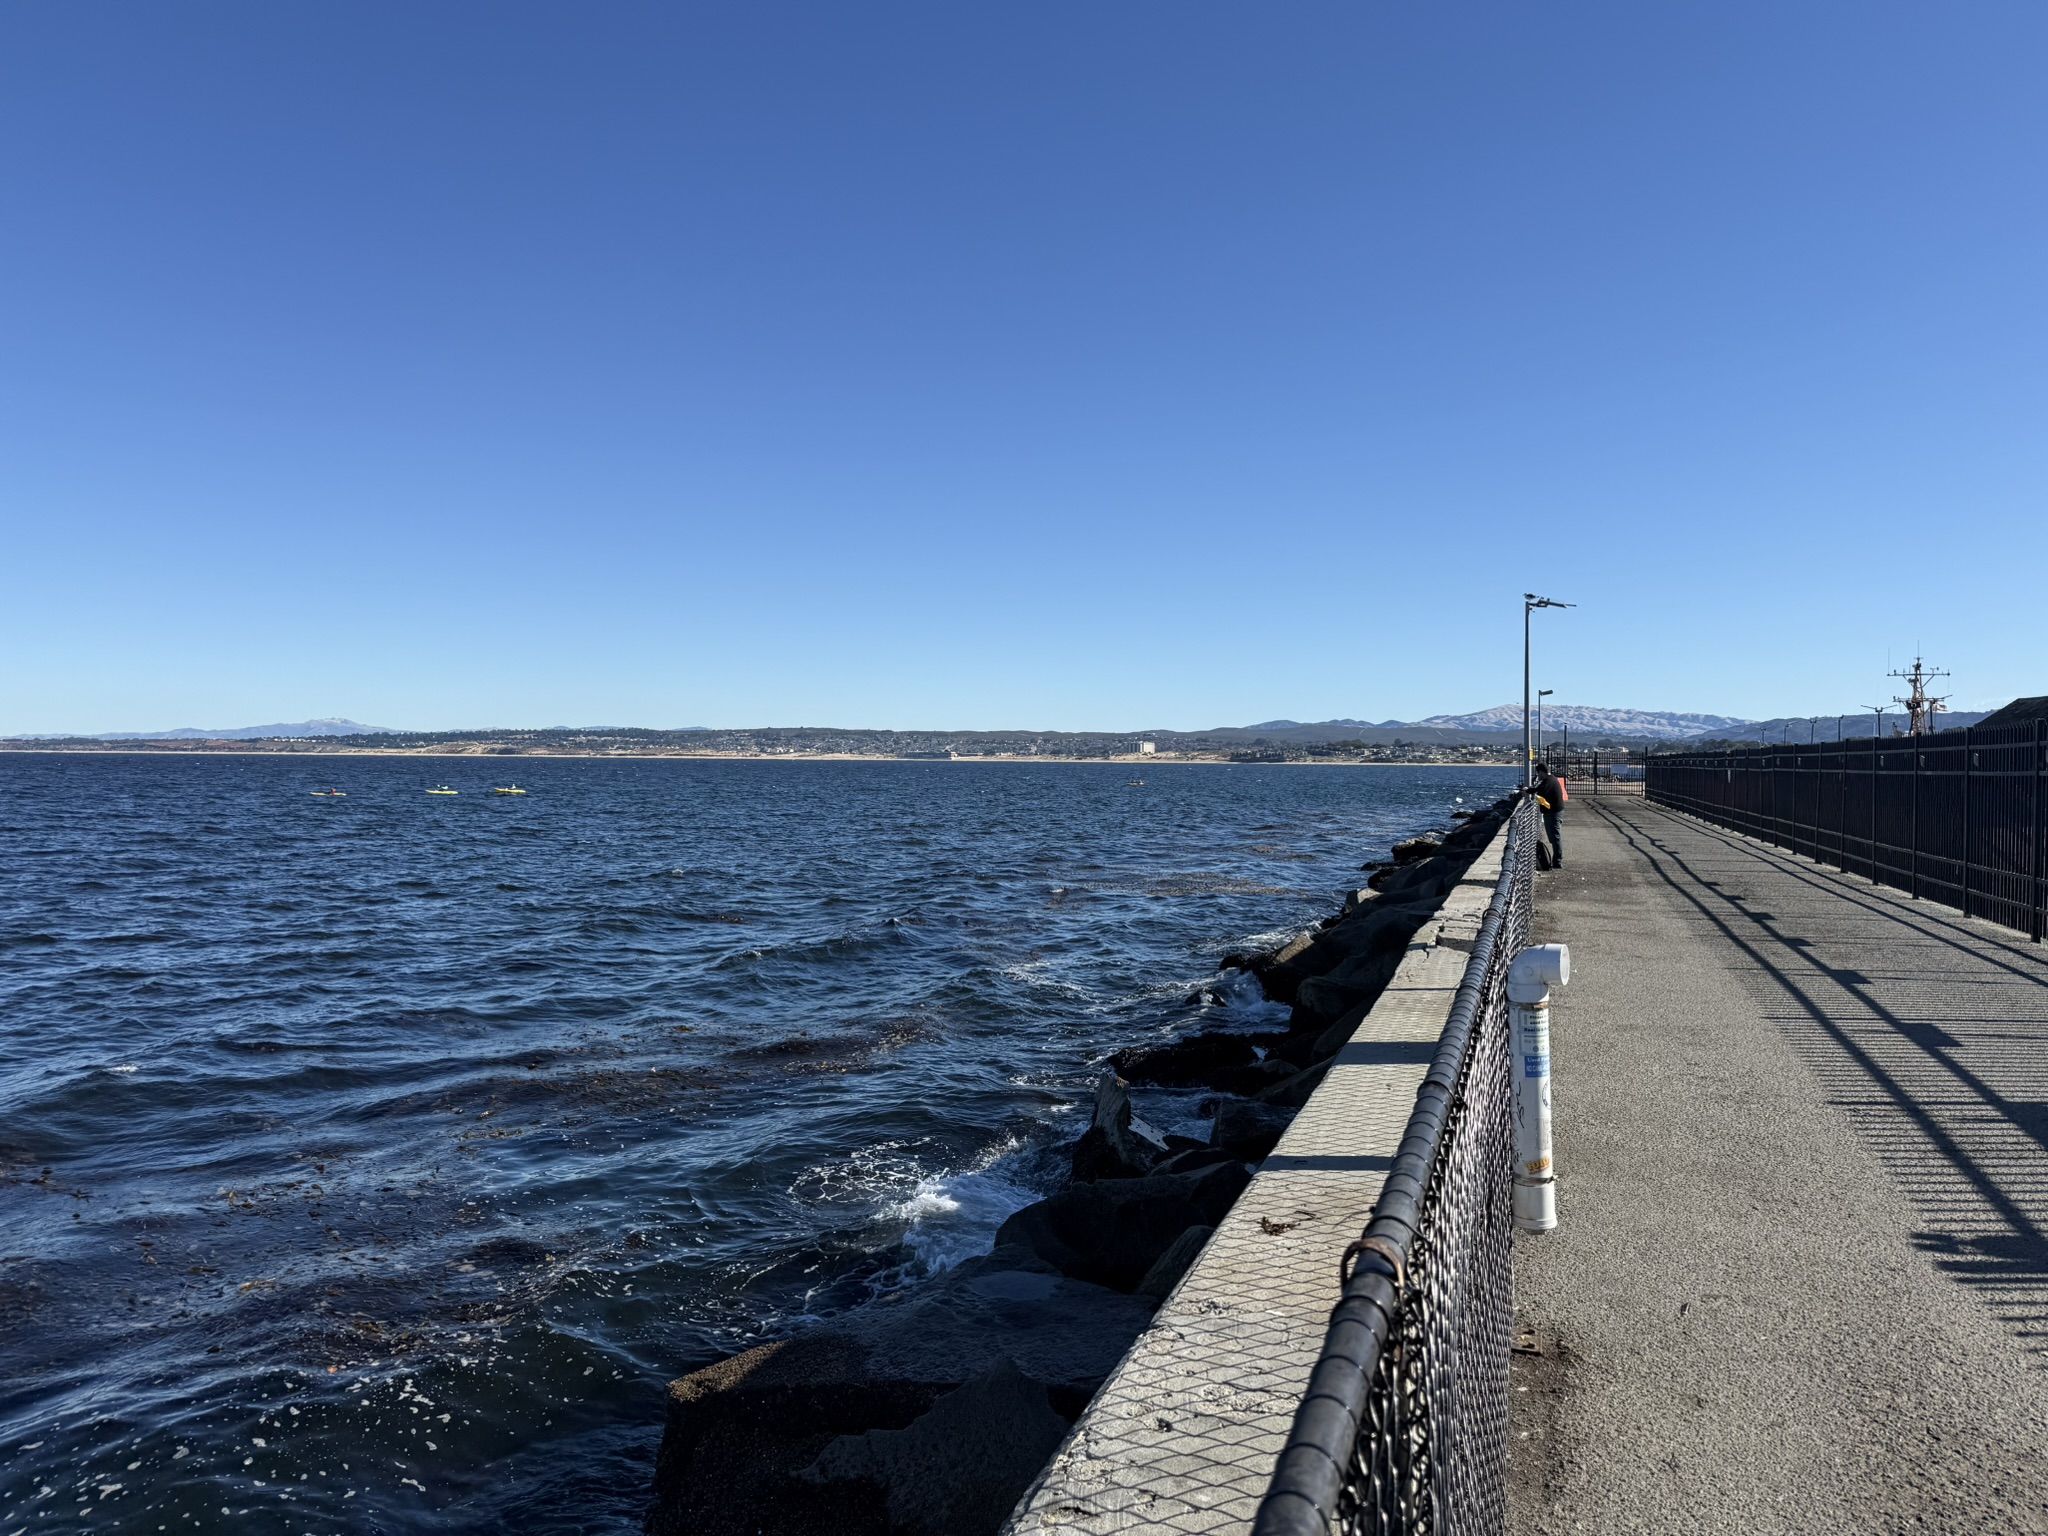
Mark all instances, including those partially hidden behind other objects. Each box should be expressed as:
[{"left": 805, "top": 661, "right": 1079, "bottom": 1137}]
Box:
[{"left": 0, "top": 753, "right": 1516, "bottom": 1533}]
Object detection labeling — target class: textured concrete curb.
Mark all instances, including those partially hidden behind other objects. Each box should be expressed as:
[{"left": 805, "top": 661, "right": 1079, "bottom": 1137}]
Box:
[{"left": 1003, "top": 820, "right": 1516, "bottom": 1535}]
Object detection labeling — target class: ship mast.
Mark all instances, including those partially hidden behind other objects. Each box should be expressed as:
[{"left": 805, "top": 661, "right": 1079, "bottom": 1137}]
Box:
[{"left": 1888, "top": 657, "right": 1951, "bottom": 736}]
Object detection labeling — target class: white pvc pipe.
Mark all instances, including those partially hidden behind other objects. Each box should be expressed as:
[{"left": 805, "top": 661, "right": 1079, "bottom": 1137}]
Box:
[{"left": 1508, "top": 944, "right": 1570, "bottom": 1233}]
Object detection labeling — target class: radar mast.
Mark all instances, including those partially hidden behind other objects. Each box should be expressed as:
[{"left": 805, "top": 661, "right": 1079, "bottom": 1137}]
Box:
[{"left": 1888, "top": 657, "right": 1951, "bottom": 735}]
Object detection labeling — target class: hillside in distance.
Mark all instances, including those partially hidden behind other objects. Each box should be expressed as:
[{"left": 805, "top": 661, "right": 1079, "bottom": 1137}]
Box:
[
  {"left": 1692, "top": 709, "right": 1996, "bottom": 744},
  {"left": 63, "top": 718, "right": 398, "bottom": 741},
  {"left": 1408, "top": 705, "right": 1757, "bottom": 740}
]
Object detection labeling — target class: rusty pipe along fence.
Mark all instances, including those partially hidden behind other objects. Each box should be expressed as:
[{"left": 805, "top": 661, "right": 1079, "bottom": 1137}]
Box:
[
  {"left": 1644, "top": 721, "right": 2048, "bottom": 942},
  {"left": 1254, "top": 797, "right": 1536, "bottom": 1536}
]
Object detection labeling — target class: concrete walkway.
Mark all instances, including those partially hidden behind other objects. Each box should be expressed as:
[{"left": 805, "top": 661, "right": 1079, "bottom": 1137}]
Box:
[{"left": 1512, "top": 795, "right": 2048, "bottom": 1535}]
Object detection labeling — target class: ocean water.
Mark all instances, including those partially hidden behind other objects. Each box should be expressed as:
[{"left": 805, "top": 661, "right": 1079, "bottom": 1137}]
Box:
[{"left": 0, "top": 753, "right": 1517, "bottom": 1533}]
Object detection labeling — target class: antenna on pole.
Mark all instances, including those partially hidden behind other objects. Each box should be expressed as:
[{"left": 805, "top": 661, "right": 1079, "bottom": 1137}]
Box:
[{"left": 1888, "top": 657, "right": 1951, "bottom": 735}]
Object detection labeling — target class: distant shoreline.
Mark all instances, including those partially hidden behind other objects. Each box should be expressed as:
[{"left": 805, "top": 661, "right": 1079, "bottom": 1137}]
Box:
[{"left": 0, "top": 748, "right": 1519, "bottom": 767}]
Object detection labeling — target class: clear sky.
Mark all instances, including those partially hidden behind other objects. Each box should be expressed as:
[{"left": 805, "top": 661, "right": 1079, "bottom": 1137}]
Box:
[{"left": 3, "top": 2, "right": 2042, "bottom": 734}]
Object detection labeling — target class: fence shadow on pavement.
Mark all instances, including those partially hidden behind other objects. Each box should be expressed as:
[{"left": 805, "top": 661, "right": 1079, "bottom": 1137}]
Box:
[{"left": 1595, "top": 798, "right": 2048, "bottom": 1357}]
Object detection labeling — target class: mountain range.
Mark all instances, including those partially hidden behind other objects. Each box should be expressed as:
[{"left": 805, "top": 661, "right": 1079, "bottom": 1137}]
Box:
[
  {"left": 1247, "top": 706, "right": 1755, "bottom": 742},
  {"left": 12, "top": 705, "right": 2007, "bottom": 746},
  {"left": 48, "top": 718, "right": 400, "bottom": 741}
]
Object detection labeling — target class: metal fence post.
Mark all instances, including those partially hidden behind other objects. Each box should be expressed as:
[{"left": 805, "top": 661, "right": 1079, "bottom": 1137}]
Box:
[
  {"left": 1775, "top": 752, "right": 1784, "bottom": 849},
  {"left": 1845, "top": 740, "right": 1852, "bottom": 867},
  {"left": 1870, "top": 730, "right": 1880, "bottom": 883},
  {"left": 1795, "top": 747, "right": 1805, "bottom": 859},
  {"left": 2023, "top": 724, "right": 2039, "bottom": 946},
  {"left": 1962, "top": 727, "right": 1974, "bottom": 920},
  {"left": 1911, "top": 744, "right": 1921, "bottom": 900},
  {"left": 1788, "top": 749, "right": 1796, "bottom": 856}
]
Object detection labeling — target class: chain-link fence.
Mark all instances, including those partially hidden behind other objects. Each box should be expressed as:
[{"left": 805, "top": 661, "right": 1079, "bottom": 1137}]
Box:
[{"left": 1253, "top": 797, "right": 1536, "bottom": 1536}]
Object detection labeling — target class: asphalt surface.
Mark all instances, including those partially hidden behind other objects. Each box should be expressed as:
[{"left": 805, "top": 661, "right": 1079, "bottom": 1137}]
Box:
[{"left": 1510, "top": 792, "right": 2048, "bottom": 1535}]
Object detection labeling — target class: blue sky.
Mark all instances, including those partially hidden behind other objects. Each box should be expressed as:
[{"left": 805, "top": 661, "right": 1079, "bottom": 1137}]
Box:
[{"left": 3, "top": 2, "right": 2042, "bottom": 734}]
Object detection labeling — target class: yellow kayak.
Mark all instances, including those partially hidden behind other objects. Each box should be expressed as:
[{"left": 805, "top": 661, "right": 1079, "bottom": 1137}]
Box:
[
  {"left": 493, "top": 786, "right": 527, "bottom": 795},
  {"left": 426, "top": 786, "right": 458, "bottom": 796}
]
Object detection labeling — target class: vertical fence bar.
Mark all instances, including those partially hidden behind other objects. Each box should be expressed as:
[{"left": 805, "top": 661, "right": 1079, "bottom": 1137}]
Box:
[
  {"left": 1844, "top": 739, "right": 1850, "bottom": 865},
  {"left": 2034, "top": 720, "right": 2044, "bottom": 943},
  {"left": 1911, "top": 743, "right": 1921, "bottom": 900},
  {"left": 1870, "top": 730, "right": 1879, "bottom": 884},
  {"left": 1798, "top": 747, "right": 1807, "bottom": 859},
  {"left": 1962, "top": 727, "right": 1974, "bottom": 920}
]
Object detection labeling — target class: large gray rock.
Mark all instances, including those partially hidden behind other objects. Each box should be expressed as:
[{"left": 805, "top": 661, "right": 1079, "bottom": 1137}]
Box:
[
  {"left": 836, "top": 1247, "right": 1156, "bottom": 1390},
  {"left": 1256, "top": 1057, "right": 1335, "bottom": 1108},
  {"left": 1070, "top": 1071, "right": 1165, "bottom": 1182},
  {"left": 995, "top": 1160, "right": 1251, "bottom": 1293},
  {"left": 1208, "top": 1099, "right": 1296, "bottom": 1160},
  {"left": 649, "top": 1247, "right": 1153, "bottom": 1536},
  {"left": 803, "top": 1358, "right": 1073, "bottom": 1536},
  {"left": 1242, "top": 930, "right": 1335, "bottom": 1004},
  {"left": 1294, "top": 947, "right": 1405, "bottom": 1023},
  {"left": 1308, "top": 995, "right": 1375, "bottom": 1059},
  {"left": 1368, "top": 857, "right": 1450, "bottom": 895},
  {"left": 1136, "top": 1223, "right": 1214, "bottom": 1301},
  {"left": 1258, "top": 896, "right": 1437, "bottom": 1008},
  {"left": 1111, "top": 1030, "right": 1290, "bottom": 1095},
  {"left": 1149, "top": 1145, "right": 1241, "bottom": 1178}
]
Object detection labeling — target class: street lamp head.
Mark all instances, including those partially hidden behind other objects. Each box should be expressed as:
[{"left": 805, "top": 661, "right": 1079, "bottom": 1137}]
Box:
[{"left": 1520, "top": 594, "right": 1574, "bottom": 788}]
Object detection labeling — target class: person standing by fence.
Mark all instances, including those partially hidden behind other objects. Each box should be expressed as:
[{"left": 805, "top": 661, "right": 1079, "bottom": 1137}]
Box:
[{"left": 1535, "top": 762, "right": 1568, "bottom": 867}]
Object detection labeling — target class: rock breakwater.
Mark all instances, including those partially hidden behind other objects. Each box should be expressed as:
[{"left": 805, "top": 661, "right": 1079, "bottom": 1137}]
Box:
[{"left": 645, "top": 795, "right": 1518, "bottom": 1536}]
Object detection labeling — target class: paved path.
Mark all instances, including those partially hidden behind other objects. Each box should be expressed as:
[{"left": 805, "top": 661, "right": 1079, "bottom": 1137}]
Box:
[{"left": 1512, "top": 795, "right": 2048, "bottom": 1535}]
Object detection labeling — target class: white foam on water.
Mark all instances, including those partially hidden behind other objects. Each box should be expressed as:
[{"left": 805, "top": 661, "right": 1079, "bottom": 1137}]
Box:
[
  {"left": 869, "top": 1136, "right": 1041, "bottom": 1277},
  {"left": 883, "top": 1180, "right": 962, "bottom": 1223},
  {"left": 790, "top": 1132, "right": 1043, "bottom": 1282},
  {"left": 1208, "top": 966, "right": 1293, "bottom": 1030},
  {"left": 1234, "top": 927, "right": 1299, "bottom": 951},
  {"left": 997, "top": 958, "right": 1090, "bottom": 998}
]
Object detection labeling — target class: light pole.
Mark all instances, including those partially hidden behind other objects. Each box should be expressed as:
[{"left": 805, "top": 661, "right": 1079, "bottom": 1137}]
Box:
[
  {"left": 1524, "top": 595, "right": 1574, "bottom": 787},
  {"left": 1537, "top": 690, "right": 1554, "bottom": 766}
]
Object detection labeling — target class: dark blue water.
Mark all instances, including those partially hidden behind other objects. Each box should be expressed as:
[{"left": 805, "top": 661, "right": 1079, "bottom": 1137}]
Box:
[{"left": 0, "top": 754, "right": 1516, "bottom": 1533}]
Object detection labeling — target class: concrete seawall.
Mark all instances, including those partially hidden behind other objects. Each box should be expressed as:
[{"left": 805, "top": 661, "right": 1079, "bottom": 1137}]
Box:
[{"left": 1004, "top": 817, "right": 1516, "bottom": 1534}]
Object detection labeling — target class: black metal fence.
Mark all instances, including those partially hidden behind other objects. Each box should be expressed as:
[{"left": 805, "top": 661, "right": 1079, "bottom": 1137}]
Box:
[
  {"left": 1552, "top": 752, "right": 1642, "bottom": 791},
  {"left": 1645, "top": 722, "right": 2048, "bottom": 942},
  {"left": 1254, "top": 797, "right": 1535, "bottom": 1536}
]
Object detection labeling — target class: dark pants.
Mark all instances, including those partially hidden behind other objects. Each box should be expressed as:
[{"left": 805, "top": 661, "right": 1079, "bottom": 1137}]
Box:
[{"left": 1543, "top": 810, "right": 1563, "bottom": 866}]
